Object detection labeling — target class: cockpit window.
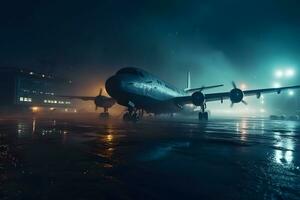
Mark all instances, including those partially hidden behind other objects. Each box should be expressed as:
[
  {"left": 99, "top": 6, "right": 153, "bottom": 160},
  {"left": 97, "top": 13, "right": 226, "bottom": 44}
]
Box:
[{"left": 116, "top": 68, "right": 144, "bottom": 77}]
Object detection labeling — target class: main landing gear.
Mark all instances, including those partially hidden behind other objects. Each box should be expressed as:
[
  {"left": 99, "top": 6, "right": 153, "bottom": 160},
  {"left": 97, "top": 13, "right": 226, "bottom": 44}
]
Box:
[
  {"left": 198, "top": 104, "right": 208, "bottom": 120},
  {"left": 99, "top": 107, "right": 110, "bottom": 119},
  {"left": 123, "top": 108, "right": 144, "bottom": 122}
]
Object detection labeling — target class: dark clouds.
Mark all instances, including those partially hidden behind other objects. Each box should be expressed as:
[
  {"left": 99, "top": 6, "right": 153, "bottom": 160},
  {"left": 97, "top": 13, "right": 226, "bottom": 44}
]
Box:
[{"left": 1, "top": 0, "right": 300, "bottom": 89}]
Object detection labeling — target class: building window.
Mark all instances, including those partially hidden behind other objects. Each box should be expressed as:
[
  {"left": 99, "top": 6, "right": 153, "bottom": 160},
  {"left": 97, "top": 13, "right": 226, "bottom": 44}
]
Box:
[
  {"left": 43, "top": 99, "right": 67, "bottom": 104},
  {"left": 19, "top": 97, "right": 32, "bottom": 102}
]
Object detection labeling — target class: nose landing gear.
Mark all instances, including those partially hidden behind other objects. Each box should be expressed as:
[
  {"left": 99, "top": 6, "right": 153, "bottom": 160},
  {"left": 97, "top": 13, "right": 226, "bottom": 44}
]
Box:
[{"left": 123, "top": 108, "right": 144, "bottom": 122}]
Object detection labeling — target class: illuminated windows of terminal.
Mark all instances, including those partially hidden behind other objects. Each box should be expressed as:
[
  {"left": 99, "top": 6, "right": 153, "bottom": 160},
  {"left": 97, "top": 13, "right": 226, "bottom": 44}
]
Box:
[
  {"left": 19, "top": 97, "right": 71, "bottom": 105},
  {"left": 19, "top": 97, "right": 32, "bottom": 102},
  {"left": 22, "top": 89, "right": 54, "bottom": 96},
  {"left": 43, "top": 99, "right": 71, "bottom": 105}
]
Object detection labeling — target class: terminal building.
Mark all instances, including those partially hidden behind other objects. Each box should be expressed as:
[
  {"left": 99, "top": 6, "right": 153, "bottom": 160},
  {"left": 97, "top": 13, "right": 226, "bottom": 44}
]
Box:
[{"left": 0, "top": 67, "right": 75, "bottom": 113}]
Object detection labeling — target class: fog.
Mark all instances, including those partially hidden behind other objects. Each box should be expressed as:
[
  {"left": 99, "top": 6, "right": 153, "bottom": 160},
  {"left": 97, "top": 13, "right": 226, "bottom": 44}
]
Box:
[{"left": 0, "top": 0, "right": 299, "bottom": 115}]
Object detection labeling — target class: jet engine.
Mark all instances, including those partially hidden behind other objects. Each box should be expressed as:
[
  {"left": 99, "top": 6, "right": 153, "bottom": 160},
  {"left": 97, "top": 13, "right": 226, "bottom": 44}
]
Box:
[{"left": 192, "top": 91, "right": 205, "bottom": 106}]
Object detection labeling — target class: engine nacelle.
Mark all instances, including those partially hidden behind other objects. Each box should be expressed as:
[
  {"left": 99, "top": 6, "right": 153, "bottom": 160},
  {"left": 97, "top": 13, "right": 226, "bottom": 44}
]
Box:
[
  {"left": 230, "top": 88, "right": 244, "bottom": 103},
  {"left": 192, "top": 91, "right": 205, "bottom": 106}
]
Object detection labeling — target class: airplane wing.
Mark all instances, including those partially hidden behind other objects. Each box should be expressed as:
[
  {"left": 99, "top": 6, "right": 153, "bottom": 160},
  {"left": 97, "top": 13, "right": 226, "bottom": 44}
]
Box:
[
  {"left": 174, "top": 85, "right": 300, "bottom": 105},
  {"left": 57, "top": 95, "right": 96, "bottom": 101},
  {"left": 184, "top": 84, "right": 224, "bottom": 93}
]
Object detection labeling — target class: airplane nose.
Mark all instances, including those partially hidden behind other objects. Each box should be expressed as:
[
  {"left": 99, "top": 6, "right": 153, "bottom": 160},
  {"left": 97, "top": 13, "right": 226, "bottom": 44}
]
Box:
[{"left": 105, "top": 75, "right": 123, "bottom": 98}]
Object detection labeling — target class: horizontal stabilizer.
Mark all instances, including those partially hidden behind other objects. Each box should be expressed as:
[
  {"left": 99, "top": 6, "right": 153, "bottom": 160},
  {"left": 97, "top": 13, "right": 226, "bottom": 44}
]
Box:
[{"left": 185, "top": 84, "right": 224, "bottom": 93}]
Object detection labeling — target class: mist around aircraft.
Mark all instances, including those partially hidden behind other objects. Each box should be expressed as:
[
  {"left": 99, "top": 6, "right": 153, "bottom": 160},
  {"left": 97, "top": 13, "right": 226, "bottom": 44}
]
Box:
[
  {"left": 60, "top": 67, "right": 300, "bottom": 121},
  {"left": 59, "top": 88, "right": 115, "bottom": 119}
]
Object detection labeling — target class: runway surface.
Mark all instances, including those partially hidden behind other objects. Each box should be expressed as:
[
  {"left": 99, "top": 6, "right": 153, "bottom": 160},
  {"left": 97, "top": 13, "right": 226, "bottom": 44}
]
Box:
[{"left": 0, "top": 116, "right": 300, "bottom": 200}]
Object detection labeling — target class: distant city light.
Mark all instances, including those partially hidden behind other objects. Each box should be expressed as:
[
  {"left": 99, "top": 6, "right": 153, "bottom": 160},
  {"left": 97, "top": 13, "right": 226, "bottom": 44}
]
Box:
[
  {"left": 273, "top": 82, "right": 281, "bottom": 88},
  {"left": 288, "top": 90, "right": 294, "bottom": 96},
  {"left": 275, "top": 70, "right": 283, "bottom": 78},
  {"left": 275, "top": 68, "right": 295, "bottom": 78},
  {"left": 285, "top": 68, "right": 295, "bottom": 77},
  {"left": 240, "top": 83, "right": 247, "bottom": 90}
]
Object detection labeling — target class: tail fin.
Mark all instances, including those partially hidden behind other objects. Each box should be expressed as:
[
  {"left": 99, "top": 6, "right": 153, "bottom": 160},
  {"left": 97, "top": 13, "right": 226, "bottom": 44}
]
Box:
[
  {"left": 183, "top": 70, "right": 223, "bottom": 93},
  {"left": 184, "top": 71, "right": 191, "bottom": 91}
]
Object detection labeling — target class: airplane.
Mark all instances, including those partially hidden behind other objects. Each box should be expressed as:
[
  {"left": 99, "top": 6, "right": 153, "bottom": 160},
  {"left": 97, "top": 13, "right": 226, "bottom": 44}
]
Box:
[
  {"left": 59, "top": 88, "right": 116, "bottom": 118},
  {"left": 103, "top": 67, "right": 300, "bottom": 121}
]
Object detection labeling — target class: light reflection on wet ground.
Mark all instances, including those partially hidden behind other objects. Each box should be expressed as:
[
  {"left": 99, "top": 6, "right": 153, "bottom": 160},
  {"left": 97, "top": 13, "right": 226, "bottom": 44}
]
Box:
[{"left": 0, "top": 117, "right": 300, "bottom": 199}]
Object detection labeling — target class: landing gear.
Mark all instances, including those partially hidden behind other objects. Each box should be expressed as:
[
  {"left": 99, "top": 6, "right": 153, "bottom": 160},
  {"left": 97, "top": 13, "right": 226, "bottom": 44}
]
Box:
[
  {"left": 123, "top": 108, "right": 144, "bottom": 122},
  {"left": 123, "top": 112, "right": 139, "bottom": 122},
  {"left": 198, "top": 112, "right": 208, "bottom": 120},
  {"left": 99, "top": 107, "right": 110, "bottom": 120},
  {"left": 99, "top": 112, "right": 109, "bottom": 119},
  {"left": 198, "top": 104, "right": 209, "bottom": 121}
]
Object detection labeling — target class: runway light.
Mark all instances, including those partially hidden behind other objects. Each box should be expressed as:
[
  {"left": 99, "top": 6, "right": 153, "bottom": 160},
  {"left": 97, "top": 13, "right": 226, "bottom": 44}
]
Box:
[
  {"left": 285, "top": 69, "right": 295, "bottom": 77},
  {"left": 31, "top": 107, "right": 39, "bottom": 112},
  {"left": 273, "top": 82, "right": 281, "bottom": 88},
  {"left": 275, "top": 70, "right": 283, "bottom": 78},
  {"left": 106, "top": 134, "right": 113, "bottom": 142},
  {"left": 288, "top": 90, "right": 294, "bottom": 96}
]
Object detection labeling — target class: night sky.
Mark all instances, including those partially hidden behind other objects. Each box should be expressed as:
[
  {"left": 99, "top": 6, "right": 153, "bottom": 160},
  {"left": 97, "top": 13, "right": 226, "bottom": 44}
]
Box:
[{"left": 1, "top": 0, "right": 300, "bottom": 97}]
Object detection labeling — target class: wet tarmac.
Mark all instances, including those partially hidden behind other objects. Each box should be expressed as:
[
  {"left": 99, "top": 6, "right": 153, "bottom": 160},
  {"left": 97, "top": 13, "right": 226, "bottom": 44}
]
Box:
[{"left": 0, "top": 116, "right": 300, "bottom": 200}]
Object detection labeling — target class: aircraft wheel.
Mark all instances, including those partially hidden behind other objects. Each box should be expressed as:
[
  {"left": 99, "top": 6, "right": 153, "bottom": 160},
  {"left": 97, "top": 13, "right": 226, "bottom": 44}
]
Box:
[
  {"left": 203, "top": 112, "right": 208, "bottom": 120},
  {"left": 132, "top": 113, "right": 139, "bottom": 122},
  {"left": 99, "top": 112, "right": 109, "bottom": 119},
  {"left": 123, "top": 113, "right": 131, "bottom": 121},
  {"left": 198, "top": 112, "right": 203, "bottom": 120}
]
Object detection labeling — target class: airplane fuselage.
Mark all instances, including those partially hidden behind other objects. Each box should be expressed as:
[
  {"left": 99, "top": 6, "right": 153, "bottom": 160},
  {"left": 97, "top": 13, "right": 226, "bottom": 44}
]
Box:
[{"left": 105, "top": 67, "right": 187, "bottom": 114}]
